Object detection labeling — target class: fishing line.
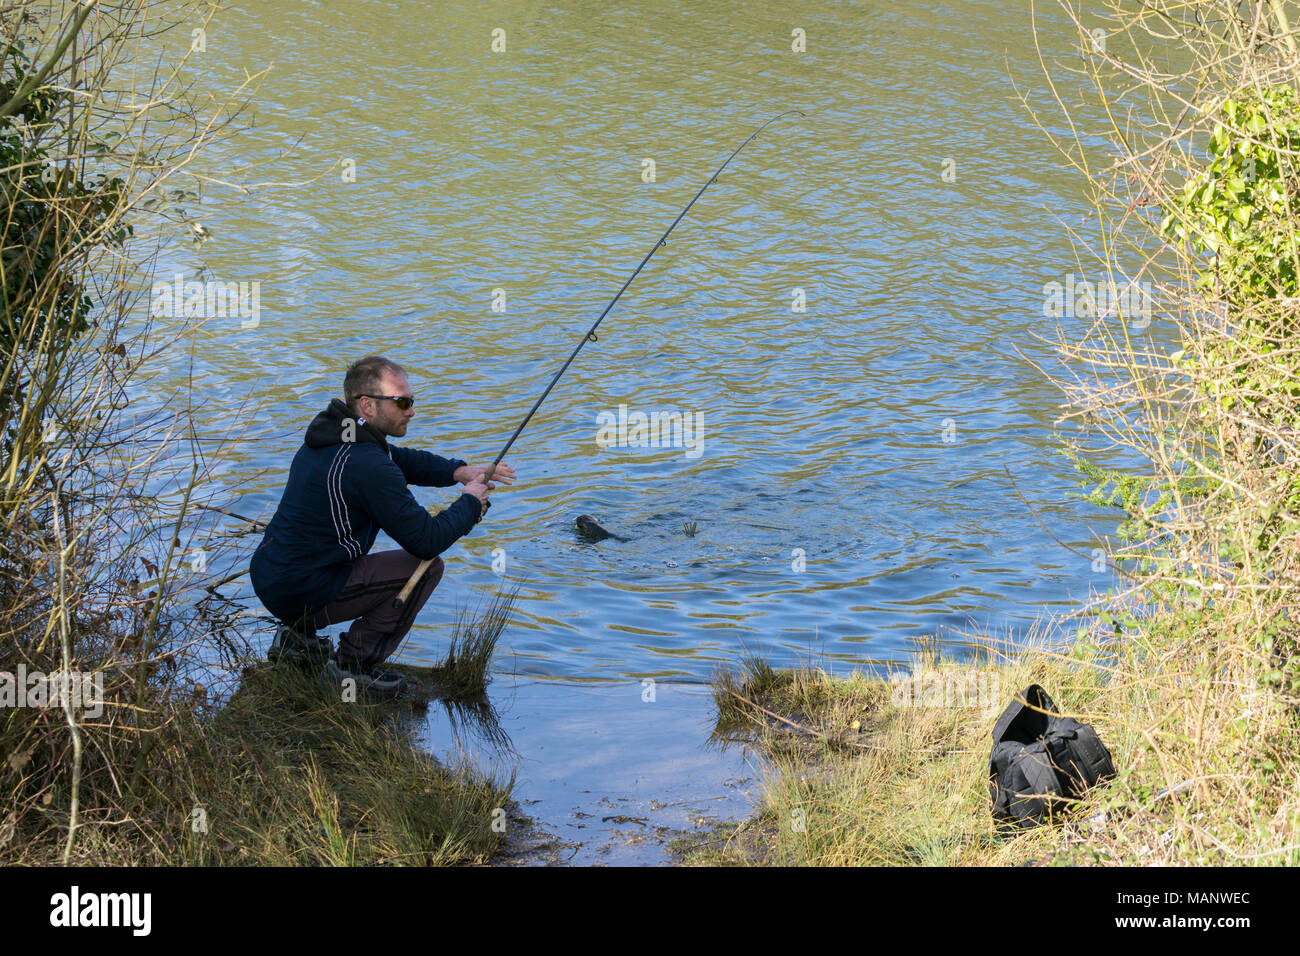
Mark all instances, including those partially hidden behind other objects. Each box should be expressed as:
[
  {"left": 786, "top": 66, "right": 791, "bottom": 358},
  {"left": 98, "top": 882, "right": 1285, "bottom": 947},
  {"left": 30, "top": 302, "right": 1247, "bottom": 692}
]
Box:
[{"left": 393, "top": 109, "right": 806, "bottom": 608}]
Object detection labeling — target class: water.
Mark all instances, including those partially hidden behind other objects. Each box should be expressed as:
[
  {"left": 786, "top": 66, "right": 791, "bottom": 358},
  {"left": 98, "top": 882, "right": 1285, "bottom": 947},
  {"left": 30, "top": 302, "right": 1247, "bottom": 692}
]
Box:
[
  {"left": 415, "top": 680, "right": 760, "bottom": 865},
  {"left": 143, "top": 0, "right": 1161, "bottom": 860}
]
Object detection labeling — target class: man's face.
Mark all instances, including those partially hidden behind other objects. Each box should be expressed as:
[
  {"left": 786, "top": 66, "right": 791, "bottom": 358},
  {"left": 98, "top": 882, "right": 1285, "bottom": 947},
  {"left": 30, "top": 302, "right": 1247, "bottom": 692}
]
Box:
[{"left": 360, "top": 369, "right": 414, "bottom": 438}]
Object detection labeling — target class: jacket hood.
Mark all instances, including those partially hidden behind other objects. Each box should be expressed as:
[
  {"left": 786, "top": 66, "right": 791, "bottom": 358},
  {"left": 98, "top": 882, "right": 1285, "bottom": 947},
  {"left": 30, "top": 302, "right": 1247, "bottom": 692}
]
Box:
[{"left": 304, "top": 398, "right": 390, "bottom": 451}]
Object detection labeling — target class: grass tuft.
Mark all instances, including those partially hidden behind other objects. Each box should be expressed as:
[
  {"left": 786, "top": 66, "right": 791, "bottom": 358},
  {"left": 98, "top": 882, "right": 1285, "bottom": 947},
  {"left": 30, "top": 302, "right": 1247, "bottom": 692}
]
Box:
[{"left": 388, "top": 585, "right": 519, "bottom": 705}]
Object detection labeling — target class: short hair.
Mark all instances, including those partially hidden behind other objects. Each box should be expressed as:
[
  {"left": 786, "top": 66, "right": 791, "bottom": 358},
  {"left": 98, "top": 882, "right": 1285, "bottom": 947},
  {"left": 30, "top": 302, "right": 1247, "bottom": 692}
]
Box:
[{"left": 344, "top": 355, "right": 405, "bottom": 411}]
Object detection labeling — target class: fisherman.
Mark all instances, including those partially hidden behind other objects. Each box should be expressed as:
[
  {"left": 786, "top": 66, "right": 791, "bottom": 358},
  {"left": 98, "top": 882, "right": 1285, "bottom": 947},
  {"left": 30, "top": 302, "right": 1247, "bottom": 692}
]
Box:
[{"left": 250, "top": 355, "right": 515, "bottom": 697}]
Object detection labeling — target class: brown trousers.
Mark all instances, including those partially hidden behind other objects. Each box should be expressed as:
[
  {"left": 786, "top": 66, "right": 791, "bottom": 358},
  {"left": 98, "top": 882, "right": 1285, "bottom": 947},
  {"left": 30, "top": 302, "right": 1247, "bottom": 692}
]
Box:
[{"left": 302, "top": 550, "right": 444, "bottom": 669}]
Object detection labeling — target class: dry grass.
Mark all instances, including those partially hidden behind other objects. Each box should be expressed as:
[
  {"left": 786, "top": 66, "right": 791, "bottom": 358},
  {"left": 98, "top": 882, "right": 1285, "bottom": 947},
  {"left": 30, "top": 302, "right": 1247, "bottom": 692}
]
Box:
[
  {"left": 5, "top": 661, "right": 514, "bottom": 866},
  {"left": 689, "top": 599, "right": 1300, "bottom": 866}
]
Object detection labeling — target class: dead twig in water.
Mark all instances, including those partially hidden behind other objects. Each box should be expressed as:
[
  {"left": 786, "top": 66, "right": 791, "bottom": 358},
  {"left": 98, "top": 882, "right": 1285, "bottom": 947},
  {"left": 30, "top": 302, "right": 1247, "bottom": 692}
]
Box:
[
  {"left": 196, "top": 503, "right": 266, "bottom": 529},
  {"left": 723, "top": 689, "right": 876, "bottom": 752}
]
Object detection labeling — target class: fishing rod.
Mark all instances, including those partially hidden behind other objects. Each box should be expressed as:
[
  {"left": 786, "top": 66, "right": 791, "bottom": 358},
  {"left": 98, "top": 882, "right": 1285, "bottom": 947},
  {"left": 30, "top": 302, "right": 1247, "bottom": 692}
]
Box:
[{"left": 393, "top": 108, "right": 806, "bottom": 609}]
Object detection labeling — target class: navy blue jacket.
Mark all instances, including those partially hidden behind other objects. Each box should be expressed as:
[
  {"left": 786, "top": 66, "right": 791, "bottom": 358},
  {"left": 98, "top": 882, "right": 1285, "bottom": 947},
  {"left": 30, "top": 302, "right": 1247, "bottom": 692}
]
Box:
[{"left": 250, "top": 398, "right": 482, "bottom": 622}]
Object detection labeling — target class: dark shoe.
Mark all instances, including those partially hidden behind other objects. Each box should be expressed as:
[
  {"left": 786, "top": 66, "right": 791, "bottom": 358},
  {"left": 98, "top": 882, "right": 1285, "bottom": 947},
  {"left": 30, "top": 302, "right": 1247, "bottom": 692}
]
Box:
[{"left": 268, "top": 625, "right": 332, "bottom": 667}]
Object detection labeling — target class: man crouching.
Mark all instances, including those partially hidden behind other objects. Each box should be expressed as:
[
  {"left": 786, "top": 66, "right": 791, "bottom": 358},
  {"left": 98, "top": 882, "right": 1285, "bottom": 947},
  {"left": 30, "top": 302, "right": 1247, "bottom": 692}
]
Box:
[{"left": 250, "top": 355, "right": 515, "bottom": 697}]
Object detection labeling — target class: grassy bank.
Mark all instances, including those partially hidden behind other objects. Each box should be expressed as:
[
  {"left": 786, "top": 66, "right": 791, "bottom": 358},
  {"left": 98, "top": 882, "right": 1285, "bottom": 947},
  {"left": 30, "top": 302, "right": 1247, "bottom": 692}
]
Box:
[
  {"left": 2, "top": 531, "right": 518, "bottom": 865},
  {"left": 4, "top": 658, "right": 513, "bottom": 866},
  {"left": 680, "top": 622, "right": 1298, "bottom": 866}
]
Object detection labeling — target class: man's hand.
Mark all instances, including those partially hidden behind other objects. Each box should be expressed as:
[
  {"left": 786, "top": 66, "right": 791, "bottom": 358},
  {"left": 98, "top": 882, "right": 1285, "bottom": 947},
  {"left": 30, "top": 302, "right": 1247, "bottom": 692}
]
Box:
[
  {"left": 454, "top": 462, "right": 515, "bottom": 487},
  {"left": 462, "top": 479, "right": 492, "bottom": 508}
]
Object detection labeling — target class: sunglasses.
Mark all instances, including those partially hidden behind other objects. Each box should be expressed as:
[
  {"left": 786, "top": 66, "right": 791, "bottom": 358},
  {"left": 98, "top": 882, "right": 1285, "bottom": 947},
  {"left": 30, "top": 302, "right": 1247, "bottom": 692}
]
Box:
[{"left": 358, "top": 393, "right": 415, "bottom": 411}]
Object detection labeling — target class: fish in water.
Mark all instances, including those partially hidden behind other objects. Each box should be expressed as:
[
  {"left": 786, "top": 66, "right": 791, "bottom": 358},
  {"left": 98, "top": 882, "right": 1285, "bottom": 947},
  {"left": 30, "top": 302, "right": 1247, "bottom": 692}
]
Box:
[{"left": 575, "top": 514, "right": 628, "bottom": 542}]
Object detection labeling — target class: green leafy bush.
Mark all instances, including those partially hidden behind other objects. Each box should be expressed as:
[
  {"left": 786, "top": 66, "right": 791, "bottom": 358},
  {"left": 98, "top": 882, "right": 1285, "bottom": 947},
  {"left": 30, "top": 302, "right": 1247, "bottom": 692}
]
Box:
[{"left": 1161, "top": 84, "right": 1300, "bottom": 302}]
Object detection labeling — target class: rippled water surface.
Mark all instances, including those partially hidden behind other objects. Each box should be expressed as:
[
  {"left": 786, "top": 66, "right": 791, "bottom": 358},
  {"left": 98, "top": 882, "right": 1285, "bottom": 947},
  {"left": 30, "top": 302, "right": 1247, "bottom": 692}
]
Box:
[{"left": 157, "top": 0, "right": 1149, "bottom": 687}]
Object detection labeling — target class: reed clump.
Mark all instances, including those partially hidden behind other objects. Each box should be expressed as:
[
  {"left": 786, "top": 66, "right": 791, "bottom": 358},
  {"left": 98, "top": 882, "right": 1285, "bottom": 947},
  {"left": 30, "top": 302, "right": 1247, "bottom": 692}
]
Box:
[{"left": 387, "top": 586, "right": 519, "bottom": 703}]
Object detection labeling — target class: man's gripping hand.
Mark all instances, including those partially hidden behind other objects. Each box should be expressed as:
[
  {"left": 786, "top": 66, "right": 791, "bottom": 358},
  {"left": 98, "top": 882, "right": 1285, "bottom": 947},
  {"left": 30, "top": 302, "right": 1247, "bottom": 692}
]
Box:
[
  {"left": 461, "top": 478, "right": 492, "bottom": 523},
  {"left": 455, "top": 463, "right": 512, "bottom": 524},
  {"left": 453, "top": 462, "right": 515, "bottom": 487}
]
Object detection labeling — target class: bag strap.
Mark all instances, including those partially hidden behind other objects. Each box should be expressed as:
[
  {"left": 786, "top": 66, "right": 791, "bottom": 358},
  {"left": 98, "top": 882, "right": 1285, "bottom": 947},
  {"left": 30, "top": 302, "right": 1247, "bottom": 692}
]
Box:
[{"left": 992, "top": 683, "right": 1058, "bottom": 743}]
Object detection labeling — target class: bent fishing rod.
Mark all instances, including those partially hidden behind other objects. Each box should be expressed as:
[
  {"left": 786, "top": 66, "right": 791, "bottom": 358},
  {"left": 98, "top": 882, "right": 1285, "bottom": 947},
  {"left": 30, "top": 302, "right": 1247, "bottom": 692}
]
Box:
[{"left": 393, "top": 108, "right": 806, "bottom": 609}]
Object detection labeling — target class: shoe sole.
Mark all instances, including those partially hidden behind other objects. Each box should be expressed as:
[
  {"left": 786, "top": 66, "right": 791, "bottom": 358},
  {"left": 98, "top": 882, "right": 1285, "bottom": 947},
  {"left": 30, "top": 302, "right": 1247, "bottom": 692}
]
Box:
[{"left": 324, "top": 658, "right": 405, "bottom": 699}]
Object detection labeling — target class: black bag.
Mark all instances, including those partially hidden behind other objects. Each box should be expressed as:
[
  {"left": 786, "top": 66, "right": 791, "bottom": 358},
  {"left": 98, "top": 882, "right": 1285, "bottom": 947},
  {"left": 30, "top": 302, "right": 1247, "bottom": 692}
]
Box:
[{"left": 988, "top": 684, "right": 1116, "bottom": 829}]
